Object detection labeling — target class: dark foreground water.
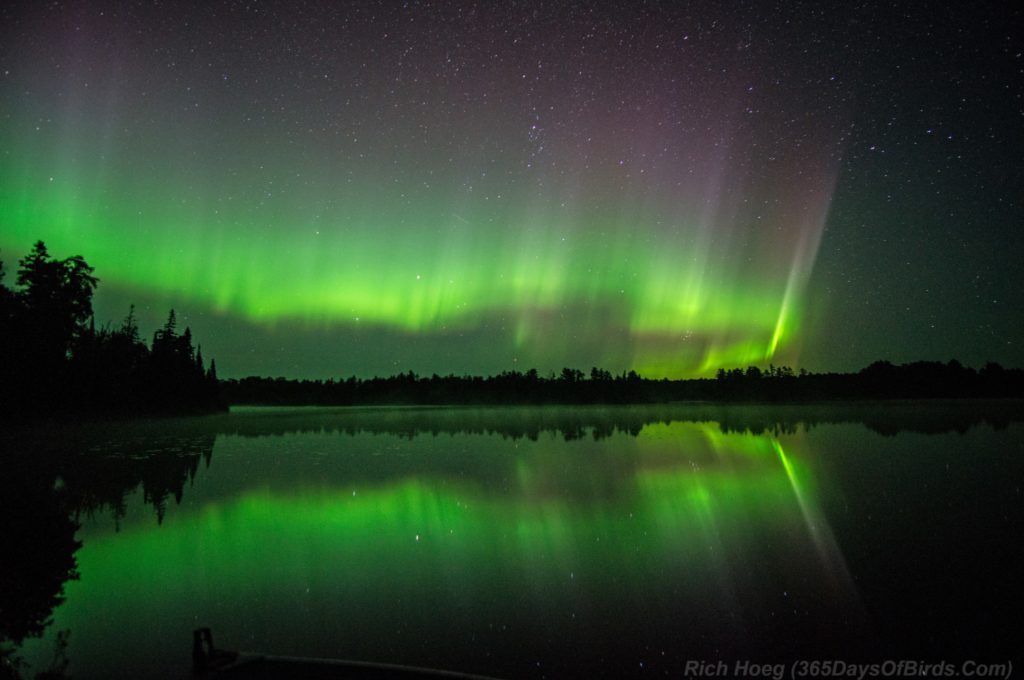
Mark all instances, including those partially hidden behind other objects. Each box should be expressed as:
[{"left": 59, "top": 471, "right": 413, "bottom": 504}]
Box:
[{"left": 4, "top": 403, "right": 1022, "bottom": 678}]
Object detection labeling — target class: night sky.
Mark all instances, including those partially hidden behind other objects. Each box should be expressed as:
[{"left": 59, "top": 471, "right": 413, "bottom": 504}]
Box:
[{"left": 1, "top": 1, "right": 1021, "bottom": 378}]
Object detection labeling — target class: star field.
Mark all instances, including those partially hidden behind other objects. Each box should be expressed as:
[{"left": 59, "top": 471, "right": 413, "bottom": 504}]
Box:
[{"left": 1, "top": 1, "right": 1021, "bottom": 377}]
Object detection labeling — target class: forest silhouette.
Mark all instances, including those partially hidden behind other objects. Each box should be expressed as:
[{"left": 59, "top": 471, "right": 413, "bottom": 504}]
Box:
[
  {"left": 223, "top": 359, "right": 1024, "bottom": 406},
  {"left": 0, "top": 242, "right": 224, "bottom": 416}
]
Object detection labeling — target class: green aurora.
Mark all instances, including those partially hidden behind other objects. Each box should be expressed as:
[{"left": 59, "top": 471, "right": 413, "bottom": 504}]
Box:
[
  {"left": 0, "top": 125, "right": 831, "bottom": 378},
  {"left": 2, "top": 1, "right": 1021, "bottom": 377},
  {"left": 0, "top": 121, "right": 831, "bottom": 377},
  {"left": 0, "top": 1, "right": 842, "bottom": 378}
]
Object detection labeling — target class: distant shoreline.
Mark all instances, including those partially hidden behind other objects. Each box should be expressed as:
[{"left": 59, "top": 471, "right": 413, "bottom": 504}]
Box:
[{"left": 220, "top": 360, "right": 1024, "bottom": 407}]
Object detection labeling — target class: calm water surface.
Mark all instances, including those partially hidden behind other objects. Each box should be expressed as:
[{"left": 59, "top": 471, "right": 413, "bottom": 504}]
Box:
[{"left": 5, "top": 403, "right": 1023, "bottom": 678}]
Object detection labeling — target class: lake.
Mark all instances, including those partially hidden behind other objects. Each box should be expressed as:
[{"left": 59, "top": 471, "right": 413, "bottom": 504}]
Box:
[{"left": 4, "top": 403, "right": 1022, "bottom": 678}]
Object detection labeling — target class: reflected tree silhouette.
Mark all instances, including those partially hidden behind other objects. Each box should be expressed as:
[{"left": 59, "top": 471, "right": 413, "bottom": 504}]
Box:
[{"left": 0, "top": 430, "right": 215, "bottom": 677}]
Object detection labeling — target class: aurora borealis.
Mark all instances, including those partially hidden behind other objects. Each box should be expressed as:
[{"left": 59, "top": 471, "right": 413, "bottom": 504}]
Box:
[{"left": 2, "top": 2, "right": 1021, "bottom": 378}]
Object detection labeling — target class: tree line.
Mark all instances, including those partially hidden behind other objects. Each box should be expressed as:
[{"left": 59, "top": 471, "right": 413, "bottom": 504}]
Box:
[
  {"left": 223, "top": 359, "right": 1023, "bottom": 406},
  {"left": 0, "top": 241, "right": 224, "bottom": 416}
]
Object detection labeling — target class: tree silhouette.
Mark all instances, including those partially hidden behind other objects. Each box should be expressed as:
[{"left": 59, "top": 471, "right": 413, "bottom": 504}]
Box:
[
  {"left": 0, "top": 242, "right": 223, "bottom": 415},
  {"left": 16, "top": 240, "right": 98, "bottom": 352}
]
